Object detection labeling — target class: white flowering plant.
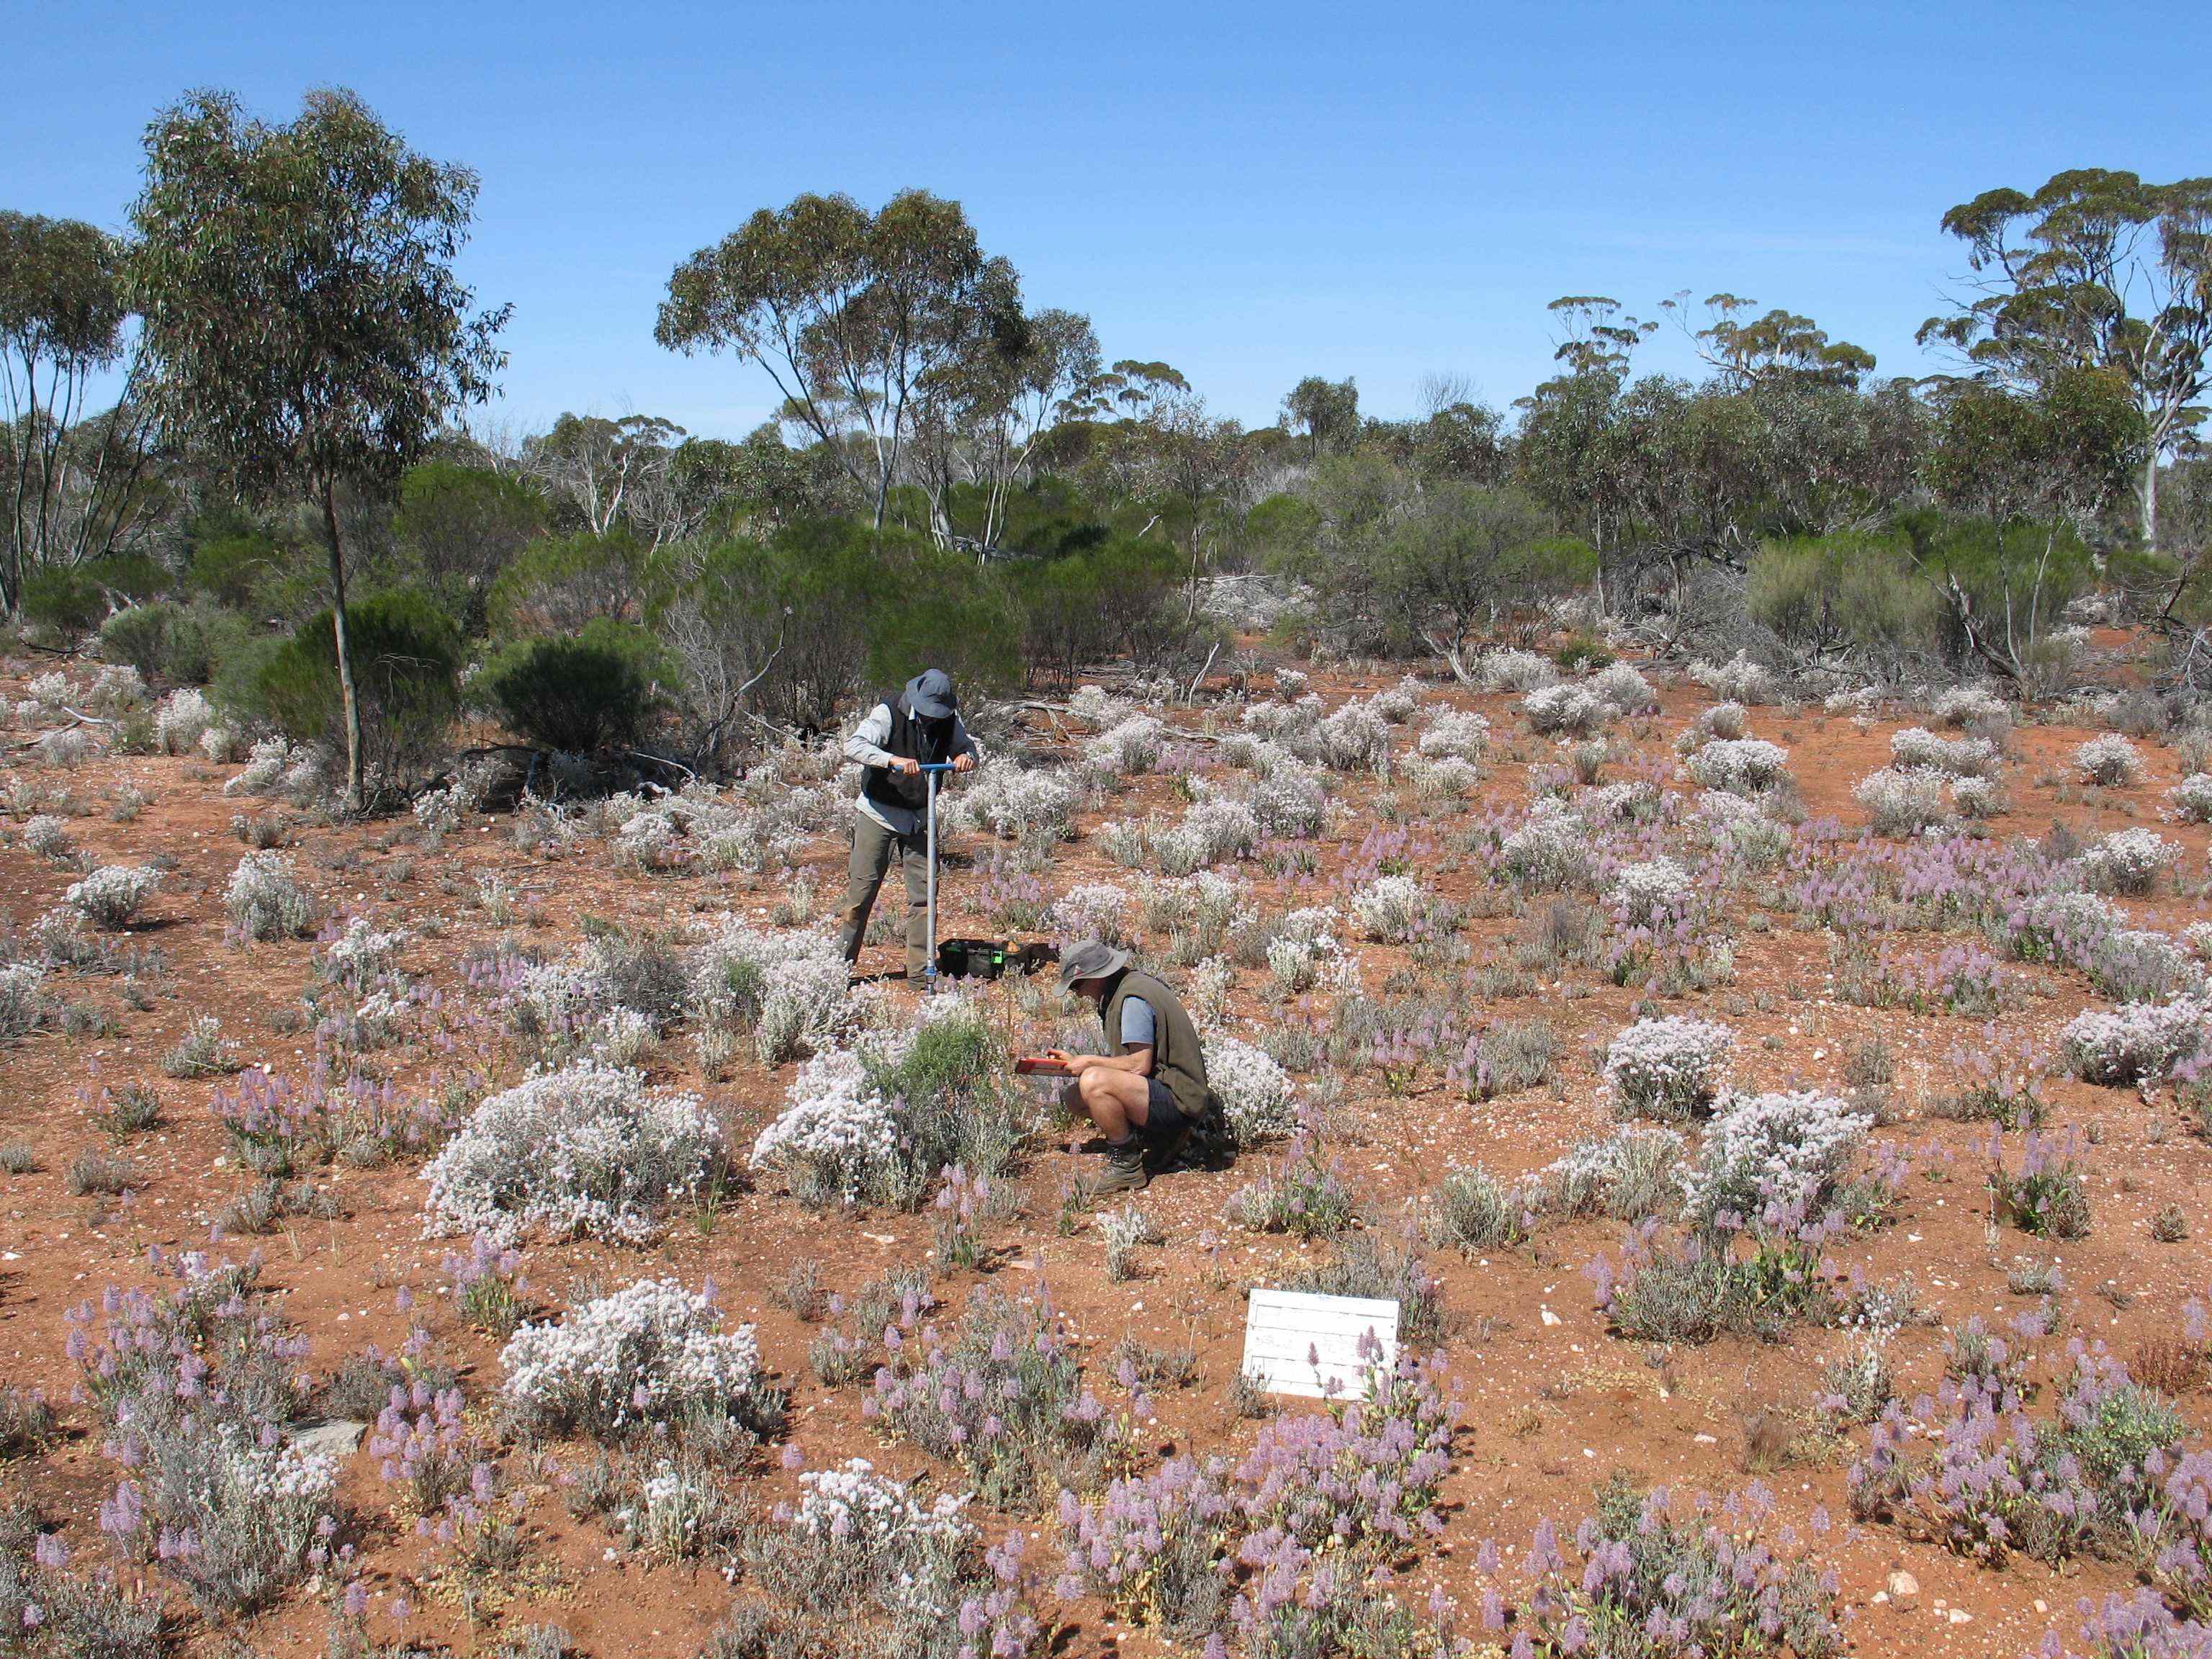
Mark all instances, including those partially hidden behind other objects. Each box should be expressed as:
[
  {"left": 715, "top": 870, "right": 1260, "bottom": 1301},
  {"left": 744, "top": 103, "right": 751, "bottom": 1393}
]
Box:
[
  {"left": 1889, "top": 727, "right": 2001, "bottom": 778},
  {"left": 1687, "top": 652, "right": 1775, "bottom": 705},
  {"left": 1681, "top": 1089, "right": 1871, "bottom": 1233},
  {"left": 423, "top": 1061, "right": 725, "bottom": 1244},
  {"left": 223, "top": 735, "right": 295, "bottom": 798},
  {"left": 1348, "top": 873, "right": 1431, "bottom": 942},
  {"left": 1683, "top": 738, "right": 1791, "bottom": 795},
  {"left": 1316, "top": 698, "right": 1392, "bottom": 773},
  {"left": 1136, "top": 870, "right": 1252, "bottom": 949},
  {"left": 689, "top": 919, "right": 851, "bottom": 1065},
  {"left": 2059, "top": 996, "right": 2210, "bottom": 1086},
  {"left": 315, "top": 916, "right": 408, "bottom": 992},
  {"left": 1523, "top": 683, "right": 1610, "bottom": 737},
  {"left": 1262, "top": 906, "right": 1353, "bottom": 996},
  {"left": 1931, "top": 683, "right": 2008, "bottom": 729},
  {"left": 1243, "top": 765, "right": 1328, "bottom": 838},
  {"left": 1497, "top": 801, "right": 1592, "bottom": 890},
  {"left": 2074, "top": 733, "right": 2143, "bottom": 788},
  {"left": 1049, "top": 884, "right": 1130, "bottom": 948},
  {"left": 0, "top": 959, "right": 45, "bottom": 1043},
  {"left": 1374, "top": 675, "right": 1425, "bottom": 722},
  {"left": 2170, "top": 773, "right": 2212, "bottom": 825},
  {"left": 225, "top": 852, "right": 319, "bottom": 941},
  {"left": 2073, "top": 828, "right": 2180, "bottom": 896},
  {"left": 750, "top": 1046, "right": 902, "bottom": 1205},
  {"left": 1691, "top": 792, "right": 1793, "bottom": 866},
  {"left": 1416, "top": 709, "right": 1491, "bottom": 764},
  {"left": 500, "top": 1276, "right": 765, "bottom": 1437},
  {"left": 1408, "top": 753, "right": 1484, "bottom": 801},
  {"left": 1474, "top": 647, "right": 1557, "bottom": 692},
  {"left": 1545, "top": 1127, "right": 1687, "bottom": 1219},
  {"left": 22, "top": 813, "right": 71, "bottom": 859},
  {"left": 1204, "top": 1035, "right": 1298, "bottom": 1144},
  {"left": 63, "top": 864, "right": 161, "bottom": 930},
  {"left": 1143, "top": 794, "right": 1260, "bottom": 874},
  {"left": 792, "top": 1457, "right": 970, "bottom": 1547},
  {"left": 1084, "top": 716, "right": 1164, "bottom": 776},
  {"left": 26, "top": 670, "right": 73, "bottom": 710},
  {"left": 35, "top": 727, "right": 91, "bottom": 768},
  {"left": 153, "top": 688, "right": 215, "bottom": 755},
  {"left": 943, "top": 765, "right": 1076, "bottom": 843},
  {"left": 752, "top": 997, "right": 1021, "bottom": 1210},
  {"left": 1590, "top": 661, "right": 1658, "bottom": 715},
  {"left": 1853, "top": 767, "right": 1953, "bottom": 837},
  {"left": 1067, "top": 684, "right": 1132, "bottom": 728},
  {"left": 1607, "top": 858, "right": 1692, "bottom": 926},
  {"left": 1604, "top": 1016, "right": 1733, "bottom": 1120}
]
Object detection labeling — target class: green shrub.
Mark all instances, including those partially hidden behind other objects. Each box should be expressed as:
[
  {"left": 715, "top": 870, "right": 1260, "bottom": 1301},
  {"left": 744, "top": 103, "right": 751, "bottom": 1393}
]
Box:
[
  {"left": 476, "top": 619, "right": 665, "bottom": 753},
  {"left": 251, "top": 590, "right": 464, "bottom": 785},
  {"left": 188, "top": 531, "right": 289, "bottom": 611},
  {"left": 100, "top": 601, "right": 249, "bottom": 685},
  {"left": 1748, "top": 533, "right": 1947, "bottom": 673},
  {"left": 20, "top": 565, "right": 108, "bottom": 639},
  {"left": 1552, "top": 631, "right": 1614, "bottom": 672},
  {"left": 392, "top": 459, "right": 549, "bottom": 632},
  {"left": 489, "top": 531, "right": 648, "bottom": 634}
]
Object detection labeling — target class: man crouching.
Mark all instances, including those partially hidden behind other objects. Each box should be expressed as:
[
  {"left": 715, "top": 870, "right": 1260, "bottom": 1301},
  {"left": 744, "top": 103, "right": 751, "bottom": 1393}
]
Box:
[{"left": 1047, "top": 940, "right": 1209, "bottom": 1196}]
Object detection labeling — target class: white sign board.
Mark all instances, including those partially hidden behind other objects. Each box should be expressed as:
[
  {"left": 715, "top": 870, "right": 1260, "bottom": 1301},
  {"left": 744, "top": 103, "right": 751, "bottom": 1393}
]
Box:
[{"left": 1240, "top": 1289, "right": 1399, "bottom": 1400}]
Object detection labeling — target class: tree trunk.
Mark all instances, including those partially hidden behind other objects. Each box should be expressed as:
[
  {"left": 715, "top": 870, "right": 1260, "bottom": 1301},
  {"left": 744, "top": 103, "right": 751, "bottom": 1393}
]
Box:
[
  {"left": 2140, "top": 452, "right": 2160, "bottom": 552},
  {"left": 321, "top": 476, "right": 365, "bottom": 814}
]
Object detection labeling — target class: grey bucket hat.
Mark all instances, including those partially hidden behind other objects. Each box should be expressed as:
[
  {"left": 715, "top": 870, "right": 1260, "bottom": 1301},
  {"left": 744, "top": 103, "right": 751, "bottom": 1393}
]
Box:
[
  {"left": 904, "top": 668, "right": 958, "bottom": 719},
  {"left": 1056, "top": 939, "right": 1130, "bottom": 992}
]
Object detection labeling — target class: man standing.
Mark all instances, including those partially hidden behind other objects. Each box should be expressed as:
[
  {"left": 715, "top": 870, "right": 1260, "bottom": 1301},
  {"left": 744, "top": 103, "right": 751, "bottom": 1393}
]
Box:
[
  {"left": 839, "top": 668, "right": 981, "bottom": 980},
  {"left": 1047, "top": 940, "right": 1210, "bottom": 1195}
]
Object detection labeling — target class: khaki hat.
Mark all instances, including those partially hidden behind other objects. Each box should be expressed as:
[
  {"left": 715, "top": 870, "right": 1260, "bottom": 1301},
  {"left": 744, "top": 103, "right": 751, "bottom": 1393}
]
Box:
[{"left": 1056, "top": 939, "right": 1130, "bottom": 991}]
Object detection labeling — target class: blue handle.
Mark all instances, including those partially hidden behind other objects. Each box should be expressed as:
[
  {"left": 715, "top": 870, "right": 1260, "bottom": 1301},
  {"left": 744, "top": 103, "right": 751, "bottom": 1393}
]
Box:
[{"left": 917, "top": 763, "right": 956, "bottom": 773}]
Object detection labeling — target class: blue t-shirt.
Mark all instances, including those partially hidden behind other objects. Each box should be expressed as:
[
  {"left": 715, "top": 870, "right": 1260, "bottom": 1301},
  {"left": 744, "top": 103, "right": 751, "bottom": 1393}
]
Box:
[{"left": 1118, "top": 996, "right": 1156, "bottom": 1051}]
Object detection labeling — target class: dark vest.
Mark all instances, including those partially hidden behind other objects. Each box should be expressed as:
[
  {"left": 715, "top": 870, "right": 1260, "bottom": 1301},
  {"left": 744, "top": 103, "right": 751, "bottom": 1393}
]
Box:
[
  {"left": 860, "top": 691, "right": 953, "bottom": 815},
  {"left": 1100, "top": 968, "right": 1209, "bottom": 1123}
]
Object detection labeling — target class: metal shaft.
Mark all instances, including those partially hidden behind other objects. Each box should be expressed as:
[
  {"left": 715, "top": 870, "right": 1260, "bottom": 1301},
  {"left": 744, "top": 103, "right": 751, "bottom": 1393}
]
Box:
[{"left": 925, "top": 766, "right": 938, "bottom": 983}]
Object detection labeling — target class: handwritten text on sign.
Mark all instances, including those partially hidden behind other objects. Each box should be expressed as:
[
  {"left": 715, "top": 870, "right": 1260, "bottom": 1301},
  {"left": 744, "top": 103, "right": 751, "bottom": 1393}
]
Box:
[{"left": 1240, "top": 1289, "right": 1399, "bottom": 1400}]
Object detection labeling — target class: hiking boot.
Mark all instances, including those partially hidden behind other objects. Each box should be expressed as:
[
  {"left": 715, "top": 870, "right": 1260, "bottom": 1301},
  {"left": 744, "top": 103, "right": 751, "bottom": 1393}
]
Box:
[{"left": 1084, "top": 1141, "right": 1150, "bottom": 1197}]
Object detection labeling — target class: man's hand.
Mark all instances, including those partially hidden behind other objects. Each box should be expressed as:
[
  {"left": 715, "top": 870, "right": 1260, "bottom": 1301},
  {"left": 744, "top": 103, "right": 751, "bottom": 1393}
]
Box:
[
  {"left": 891, "top": 755, "right": 922, "bottom": 776},
  {"left": 1043, "top": 1048, "right": 1089, "bottom": 1074},
  {"left": 952, "top": 752, "right": 976, "bottom": 774}
]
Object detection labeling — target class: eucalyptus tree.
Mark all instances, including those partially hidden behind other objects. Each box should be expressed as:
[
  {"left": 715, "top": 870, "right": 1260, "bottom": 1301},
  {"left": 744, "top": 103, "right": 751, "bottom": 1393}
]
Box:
[
  {"left": 1920, "top": 168, "right": 2212, "bottom": 548},
  {"left": 129, "top": 88, "right": 508, "bottom": 810},
  {"left": 1665, "top": 292, "right": 1877, "bottom": 390},
  {"left": 1382, "top": 482, "right": 1588, "bottom": 670},
  {"left": 1281, "top": 374, "right": 1360, "bottom": 457},
  {"left": 908, "top": 305, "right": 1101, "bottom": 550},
  {"left": 1908, "top": 367, "right": 2144, "bottom": 680},
  {"left": 0, "top": 211, "right": 162, "bottom": 613},
  {"left": 524, "top": 412, "right": 690, "bottom": 544},
  {"left": 656, "top": 190, "right": 1022, "bottom": 534}
]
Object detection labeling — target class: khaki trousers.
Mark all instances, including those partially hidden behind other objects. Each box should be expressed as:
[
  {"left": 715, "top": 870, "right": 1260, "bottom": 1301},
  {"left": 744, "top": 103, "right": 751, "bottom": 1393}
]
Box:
[{"left": 839, "top": 812, "right": 932, "bottom": 977}]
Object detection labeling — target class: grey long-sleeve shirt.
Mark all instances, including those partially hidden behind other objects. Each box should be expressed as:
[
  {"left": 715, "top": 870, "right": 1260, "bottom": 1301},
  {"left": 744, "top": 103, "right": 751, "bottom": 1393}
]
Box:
[{"left": 842, "top": 701, "right": 984, "bottom": 837}]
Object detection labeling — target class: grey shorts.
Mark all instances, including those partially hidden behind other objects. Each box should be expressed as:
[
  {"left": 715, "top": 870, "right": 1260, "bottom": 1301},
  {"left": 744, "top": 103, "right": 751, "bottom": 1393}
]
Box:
[{"left": 1135, "top": 1079, "right": 1187, "bottom": 1146}]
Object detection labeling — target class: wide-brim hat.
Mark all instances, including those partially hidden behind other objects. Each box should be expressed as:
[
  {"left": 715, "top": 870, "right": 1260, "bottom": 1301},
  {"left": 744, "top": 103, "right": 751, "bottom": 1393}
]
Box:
[
  {"left": 1056, "top": 940, "right": 1130, "bottom": 991},
  {"left": 905, "top": 668, "right": 958, "bottom": 719}
]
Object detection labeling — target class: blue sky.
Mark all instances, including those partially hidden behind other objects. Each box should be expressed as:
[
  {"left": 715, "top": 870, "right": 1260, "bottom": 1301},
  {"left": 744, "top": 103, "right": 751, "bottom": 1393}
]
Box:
[{"left": 6, "top": 0, "right": 2207, "bottom": 441}]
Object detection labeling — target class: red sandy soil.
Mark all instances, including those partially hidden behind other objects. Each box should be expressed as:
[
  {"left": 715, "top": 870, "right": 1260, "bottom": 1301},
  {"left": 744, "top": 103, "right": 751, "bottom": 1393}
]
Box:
[{"left": 1, "top": 641, "right": 2208, "bottom": 1658}]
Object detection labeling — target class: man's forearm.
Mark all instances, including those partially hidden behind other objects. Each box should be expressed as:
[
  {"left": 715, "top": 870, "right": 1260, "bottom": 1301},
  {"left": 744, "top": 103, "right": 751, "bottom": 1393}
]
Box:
[
  {"left": 843, "top": 705, "right": 895, "bottom": 769},
  {"left": 1074, "top": 1048, "right": 1151, "bottom": 1076}
]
